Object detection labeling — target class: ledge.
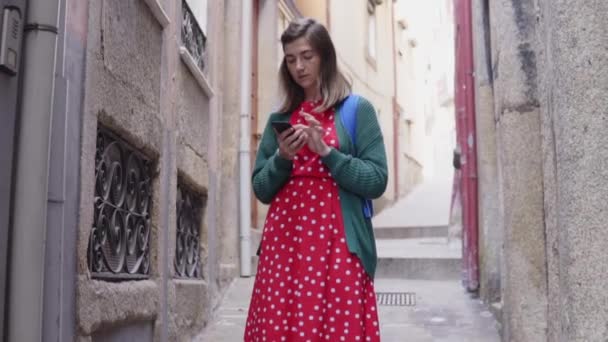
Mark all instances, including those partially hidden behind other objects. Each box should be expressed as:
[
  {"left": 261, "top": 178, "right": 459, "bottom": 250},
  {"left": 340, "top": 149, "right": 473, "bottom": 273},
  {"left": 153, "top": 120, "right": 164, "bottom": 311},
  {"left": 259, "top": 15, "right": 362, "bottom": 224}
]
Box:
[
  {"left": 365, "top": 51, "right": 378, "bottom": 71},
  {"left": 179, "top": 47, "right": 215, "bottom": 98},
  {"left": 173, "top": 278, "right": 208, "bottom": 286},
  {"left": 143, "top": 0, "right": 171, "bottom": 28},
  {"left": 403, "top": 152, "right": 423, "bottom": 168},
  {"left": 78, "top": 277, "right": 159, "bottom": 335}
]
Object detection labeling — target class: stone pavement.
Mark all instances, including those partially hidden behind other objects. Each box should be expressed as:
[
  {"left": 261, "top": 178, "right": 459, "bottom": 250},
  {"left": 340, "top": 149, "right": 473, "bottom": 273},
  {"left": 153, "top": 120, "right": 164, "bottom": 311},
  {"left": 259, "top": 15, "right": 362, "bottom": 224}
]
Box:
[
  {"left": 373, "top": 178, "right": 453, "bottom": 229},
  {"left": 194, "top": 276, "right": 500, "bottom": 341}
]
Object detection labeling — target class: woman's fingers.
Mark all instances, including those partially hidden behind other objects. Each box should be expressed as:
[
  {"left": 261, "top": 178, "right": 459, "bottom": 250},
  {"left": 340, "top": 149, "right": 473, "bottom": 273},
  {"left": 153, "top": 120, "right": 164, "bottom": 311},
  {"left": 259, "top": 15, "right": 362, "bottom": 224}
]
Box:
[
  {"left": 302, "top": 113, "right": 321, "bottom": 127},
  {"left": 292, "top": 123, "right": 308, "bottom": 130},
  {"left": 289, "top": 131, "right": 307, "bottom": 150},
  {"left": 282, "top": 130, "right": 297, "bottom": 145},
  {"left": 278, "top": 115, "right": 327, "bottom": 157},
  {"left": 278, "top": 128, "right": 295, "bottom": 141}
]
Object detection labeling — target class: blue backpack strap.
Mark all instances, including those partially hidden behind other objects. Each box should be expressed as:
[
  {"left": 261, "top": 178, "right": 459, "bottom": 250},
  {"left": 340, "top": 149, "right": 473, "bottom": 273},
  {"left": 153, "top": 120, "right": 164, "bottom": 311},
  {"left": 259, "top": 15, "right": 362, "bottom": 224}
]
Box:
[
  {"left": 339, "top": 94, "right": 374, "bottom": 219},
  {"left": 340, "top": 94, "right": 359, "bottom": 154}
]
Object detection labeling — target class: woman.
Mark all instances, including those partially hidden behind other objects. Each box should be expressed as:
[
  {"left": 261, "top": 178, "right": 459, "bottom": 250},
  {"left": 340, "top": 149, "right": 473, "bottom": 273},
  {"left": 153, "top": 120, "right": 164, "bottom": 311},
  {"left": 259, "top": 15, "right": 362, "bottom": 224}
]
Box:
[{"left": 245, "top": 17, "right": 388, "bottom": 342}]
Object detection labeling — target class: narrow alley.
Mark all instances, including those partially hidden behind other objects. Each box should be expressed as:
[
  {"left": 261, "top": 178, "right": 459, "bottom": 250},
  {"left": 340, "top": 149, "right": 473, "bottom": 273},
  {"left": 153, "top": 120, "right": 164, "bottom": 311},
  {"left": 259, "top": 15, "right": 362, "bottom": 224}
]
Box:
[{"left": 0, "top": 0, "right": 606, "bottom": 341}]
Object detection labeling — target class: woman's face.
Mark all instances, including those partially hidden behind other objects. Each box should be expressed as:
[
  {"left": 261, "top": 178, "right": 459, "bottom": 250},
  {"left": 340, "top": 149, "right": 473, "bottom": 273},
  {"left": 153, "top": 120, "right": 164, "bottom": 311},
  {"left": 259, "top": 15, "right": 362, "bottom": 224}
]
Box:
[{"left": 283, "top": 37, "right": 321, "bottom": 92}]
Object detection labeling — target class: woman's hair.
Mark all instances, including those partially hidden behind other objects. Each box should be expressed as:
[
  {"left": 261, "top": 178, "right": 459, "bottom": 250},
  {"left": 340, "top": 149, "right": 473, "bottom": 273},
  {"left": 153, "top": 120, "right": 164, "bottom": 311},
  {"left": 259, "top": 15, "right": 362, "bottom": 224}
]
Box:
[{"left": 278, "top": 17, "right": 351, "bottom": 114}]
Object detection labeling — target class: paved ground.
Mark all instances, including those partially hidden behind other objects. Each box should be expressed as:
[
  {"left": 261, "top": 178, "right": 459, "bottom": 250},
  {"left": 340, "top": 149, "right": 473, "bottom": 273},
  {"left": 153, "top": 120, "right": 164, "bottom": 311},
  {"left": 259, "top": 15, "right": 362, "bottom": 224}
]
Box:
[
  {"left": 376, "top": 237, "right": 461, "bottom": 259},
  {"left": 373, "top": 178, "right": 453, "bottom": 229},
  {"left": 194, "top": 277, "right": 500, "bottom": 341}
]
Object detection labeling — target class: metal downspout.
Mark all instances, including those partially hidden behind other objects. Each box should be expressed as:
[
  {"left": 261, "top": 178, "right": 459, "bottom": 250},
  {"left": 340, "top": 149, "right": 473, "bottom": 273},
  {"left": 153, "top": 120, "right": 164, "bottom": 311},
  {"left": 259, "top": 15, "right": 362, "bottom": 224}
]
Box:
[
  {"left": 7, "top": 0, "right": 60, "bottom": 340},
  {"left": 239, "top": 0, "right": 253, "bottom": 277}
]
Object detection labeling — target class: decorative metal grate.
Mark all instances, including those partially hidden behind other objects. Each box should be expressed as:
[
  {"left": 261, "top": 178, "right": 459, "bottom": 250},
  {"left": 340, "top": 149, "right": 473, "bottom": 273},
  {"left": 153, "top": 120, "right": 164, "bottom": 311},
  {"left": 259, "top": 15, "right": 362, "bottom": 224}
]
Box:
[
  {"left": 376, "top": 292, "right": 417, "bottom": 306},
  {"left": 174, "top": 183, "right": 204, "bottom": 278},
  {"left": 88, "top": 127, "right": 152, "bottom": 280},
  {"left": 181, "top": 0, "right": 207, "bottom": 72}
]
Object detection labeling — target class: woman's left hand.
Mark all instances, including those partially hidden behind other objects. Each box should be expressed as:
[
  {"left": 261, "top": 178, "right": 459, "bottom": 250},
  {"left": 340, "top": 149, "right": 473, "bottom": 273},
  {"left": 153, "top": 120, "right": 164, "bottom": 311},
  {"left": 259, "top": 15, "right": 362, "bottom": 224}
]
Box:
[{"left": 299, "top": 112, "right": 332, "bottom": 157}]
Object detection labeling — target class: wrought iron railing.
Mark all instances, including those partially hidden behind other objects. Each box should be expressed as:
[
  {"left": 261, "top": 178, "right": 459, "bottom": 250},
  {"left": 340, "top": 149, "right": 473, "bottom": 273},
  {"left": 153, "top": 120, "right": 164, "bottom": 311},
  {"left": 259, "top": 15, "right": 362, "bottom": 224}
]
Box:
[
  {"left": 181, "top": 0, "right": 207, "bottom": 72},
  {"left": 174, "top": 183, "right": 204, "bottom": 278},
  {"left": 88, "top": 127, "right": 152, "bottom": 280}
]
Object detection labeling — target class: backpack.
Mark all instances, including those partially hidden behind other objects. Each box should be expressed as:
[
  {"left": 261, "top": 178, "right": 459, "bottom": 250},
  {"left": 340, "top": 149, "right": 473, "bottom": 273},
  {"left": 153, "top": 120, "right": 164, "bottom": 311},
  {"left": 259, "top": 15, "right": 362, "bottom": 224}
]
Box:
[{"left": 339, "top": 94, "right": 374, "bottom": 219}]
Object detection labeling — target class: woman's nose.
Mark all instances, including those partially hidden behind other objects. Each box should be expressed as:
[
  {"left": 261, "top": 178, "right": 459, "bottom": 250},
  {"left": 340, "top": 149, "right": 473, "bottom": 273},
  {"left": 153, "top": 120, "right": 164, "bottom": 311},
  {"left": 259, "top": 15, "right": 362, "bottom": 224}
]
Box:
[{"left": 296, "top": 59, "right": 305, "bottom": 70}]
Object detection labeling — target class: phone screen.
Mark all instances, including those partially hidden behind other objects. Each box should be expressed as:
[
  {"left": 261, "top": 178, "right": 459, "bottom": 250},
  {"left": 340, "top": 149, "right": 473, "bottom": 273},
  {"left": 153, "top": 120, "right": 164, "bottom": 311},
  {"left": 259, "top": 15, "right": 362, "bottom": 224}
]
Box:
[{"left": 271, "top": 121, "right": 293, "bottom": 134}]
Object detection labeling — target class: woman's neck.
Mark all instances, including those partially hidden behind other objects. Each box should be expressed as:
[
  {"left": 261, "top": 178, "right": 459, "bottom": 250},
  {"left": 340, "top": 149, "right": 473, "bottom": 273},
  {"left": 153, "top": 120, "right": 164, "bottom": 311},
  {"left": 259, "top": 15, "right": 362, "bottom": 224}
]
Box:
[{"left": 304, "top": 85, "right": 321, "bottom": 102}]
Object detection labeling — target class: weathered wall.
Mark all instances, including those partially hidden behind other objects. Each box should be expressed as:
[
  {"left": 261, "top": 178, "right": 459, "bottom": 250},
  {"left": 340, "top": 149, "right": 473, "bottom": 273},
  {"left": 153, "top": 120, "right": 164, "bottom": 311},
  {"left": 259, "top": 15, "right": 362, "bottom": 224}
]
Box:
[
  {"left": 487, "top": 0, "right": 547, "bottom": 340},
  {"left": 76, "top": 0, "right": 236, "bottom": 340},
  {"left": 78, "top": 1, "right": 164, "bottom": 339},
  {"left": 217, "top": 0, "right": 242, "bottom": 290},
  {"left": 476, "top": 0, "right": 608, "bottom": 340},
  {"left": 253, "top": 0, "right": 281, "bottom": 231},
  {"left": 536, "top": 0, "right": 608, "bottom": 340},
  {"left": 295, "top": 0, "right": 327, "bottom": 26}
]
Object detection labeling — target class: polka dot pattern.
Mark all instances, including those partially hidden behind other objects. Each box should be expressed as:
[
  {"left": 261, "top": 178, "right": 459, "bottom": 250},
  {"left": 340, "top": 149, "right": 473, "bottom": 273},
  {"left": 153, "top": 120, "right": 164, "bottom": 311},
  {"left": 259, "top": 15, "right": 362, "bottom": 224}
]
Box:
[{"left": 245, "top": 101, "right": 380, "bottom": 341}]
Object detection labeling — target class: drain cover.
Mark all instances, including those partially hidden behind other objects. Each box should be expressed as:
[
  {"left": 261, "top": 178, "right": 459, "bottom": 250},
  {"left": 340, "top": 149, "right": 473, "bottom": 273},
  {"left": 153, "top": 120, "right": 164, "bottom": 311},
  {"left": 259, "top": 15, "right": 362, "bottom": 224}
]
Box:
[{"left": 375, "top": 292, "right": 416, "bottom": 306}]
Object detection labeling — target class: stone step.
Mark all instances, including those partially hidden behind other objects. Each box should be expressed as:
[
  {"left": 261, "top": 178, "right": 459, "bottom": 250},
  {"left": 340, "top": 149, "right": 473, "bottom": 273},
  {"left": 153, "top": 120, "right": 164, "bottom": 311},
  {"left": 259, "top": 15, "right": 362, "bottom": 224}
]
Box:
[
  {"left": 373, "top": 225, "right": 448, "bottom": 239},
  {"left": 376, "top": 238, "right": 462, "bottom": 280}
]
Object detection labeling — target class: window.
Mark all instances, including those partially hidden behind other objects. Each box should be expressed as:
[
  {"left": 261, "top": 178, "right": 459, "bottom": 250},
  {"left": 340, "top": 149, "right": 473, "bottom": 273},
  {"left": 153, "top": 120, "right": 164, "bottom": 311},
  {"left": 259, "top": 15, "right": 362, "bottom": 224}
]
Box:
[
  {"left": 184, "top": 0, "right": 207, "bottom": 35},
  {"left": 179, "top": 1, "right": 214, "bottom": 97},
  {"left": 181, "top": 0, "right": 208, "bottom": 77},
  {"left": 175, "top": 181, "right": 206, "bottom": 279},
  {"left": 368, "top": 11, "right": 377, "bottom": 59},
  {"left": 88, "top": 126, "right": 153, "bottom": 280},
  {"left": 366, "top": 1, "right": 378, "bottom": 67},
  {"left": 277, "top": 3, "right": 294, "bottom": 67}
]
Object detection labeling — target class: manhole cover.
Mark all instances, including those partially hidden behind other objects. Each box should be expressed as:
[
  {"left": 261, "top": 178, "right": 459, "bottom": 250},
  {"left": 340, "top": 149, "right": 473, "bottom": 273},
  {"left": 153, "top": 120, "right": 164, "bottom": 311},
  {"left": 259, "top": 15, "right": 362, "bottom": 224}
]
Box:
[{"left": 376, "top": 292, "right": 416, "bottom": 306}]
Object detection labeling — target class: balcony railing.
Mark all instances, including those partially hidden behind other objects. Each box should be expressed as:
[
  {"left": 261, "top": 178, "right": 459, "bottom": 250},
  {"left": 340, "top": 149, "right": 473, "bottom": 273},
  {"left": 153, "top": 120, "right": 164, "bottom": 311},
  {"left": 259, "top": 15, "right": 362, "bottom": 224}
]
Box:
[{"left": 181, "top": 0, "right": 207, "bottom": 73}]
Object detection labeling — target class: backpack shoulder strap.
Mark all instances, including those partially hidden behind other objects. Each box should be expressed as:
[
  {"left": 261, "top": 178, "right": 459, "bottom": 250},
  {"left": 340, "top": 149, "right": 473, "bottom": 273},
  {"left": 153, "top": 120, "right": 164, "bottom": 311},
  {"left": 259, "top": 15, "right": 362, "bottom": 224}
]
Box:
[
  {"left": 339, "top": 94, "right": 374, "bottom": 219},
  {"left": 339, "top": 94, "right": 360, "bottom": 153}
]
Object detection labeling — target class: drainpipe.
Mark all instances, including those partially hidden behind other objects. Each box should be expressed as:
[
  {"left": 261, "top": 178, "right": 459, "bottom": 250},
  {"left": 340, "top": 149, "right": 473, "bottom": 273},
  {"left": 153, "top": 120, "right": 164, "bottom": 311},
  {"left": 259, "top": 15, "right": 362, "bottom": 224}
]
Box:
[
  {"left": 239, "top": 0, "right": 253, "bottom": 277},
  {"left": 250, "top": 0, "right": 259, "bottom": 243},
  {"left": 390, "top": 0, "right": 399, "bottom": 199},
  {"left": 454, "top": 0, "right": 479, "bottom": 292},
  {"left": 7, "top": 0, "right": 60, "bottom": 340}
]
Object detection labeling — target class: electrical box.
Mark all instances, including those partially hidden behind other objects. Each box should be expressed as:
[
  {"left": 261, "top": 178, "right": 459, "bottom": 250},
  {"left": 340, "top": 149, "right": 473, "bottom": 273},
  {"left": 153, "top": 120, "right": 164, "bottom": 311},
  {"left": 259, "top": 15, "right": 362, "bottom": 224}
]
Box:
[{"left": 0, "top": 6, "right": 23, "bottom": 76}]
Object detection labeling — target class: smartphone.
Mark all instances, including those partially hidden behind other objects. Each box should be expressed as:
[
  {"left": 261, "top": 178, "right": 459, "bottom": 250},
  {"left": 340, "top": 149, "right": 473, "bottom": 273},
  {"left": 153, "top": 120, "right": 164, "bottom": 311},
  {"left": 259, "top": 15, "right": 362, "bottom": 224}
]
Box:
[{"left": 271, "top": 121, "right": 293, "bottom": 135}]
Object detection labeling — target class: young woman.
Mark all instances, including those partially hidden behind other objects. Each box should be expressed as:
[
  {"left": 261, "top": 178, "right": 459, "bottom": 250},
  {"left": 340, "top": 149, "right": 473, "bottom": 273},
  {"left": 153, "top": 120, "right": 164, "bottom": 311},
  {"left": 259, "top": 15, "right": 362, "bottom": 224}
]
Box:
[{"left": 245, "top": 17, "right": 388, "bottom": 341}]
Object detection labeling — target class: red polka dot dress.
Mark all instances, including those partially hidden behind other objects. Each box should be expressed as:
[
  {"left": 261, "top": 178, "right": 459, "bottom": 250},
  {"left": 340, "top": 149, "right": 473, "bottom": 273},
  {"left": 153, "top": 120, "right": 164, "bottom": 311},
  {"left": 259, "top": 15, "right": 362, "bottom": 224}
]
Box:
[{"left": 245, "top": 101, "right": 381, "bottom": 341}]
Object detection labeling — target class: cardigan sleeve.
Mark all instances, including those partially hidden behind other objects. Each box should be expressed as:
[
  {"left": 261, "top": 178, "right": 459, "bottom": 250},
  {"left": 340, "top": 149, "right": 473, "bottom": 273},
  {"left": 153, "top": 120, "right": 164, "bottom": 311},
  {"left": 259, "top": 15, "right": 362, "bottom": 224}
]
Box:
[
  {"left": 251, "top": 114, "right": 294, "bottom": 204},
  {"left": 321, "top": 97, "right": 388, "bottom": 199}
]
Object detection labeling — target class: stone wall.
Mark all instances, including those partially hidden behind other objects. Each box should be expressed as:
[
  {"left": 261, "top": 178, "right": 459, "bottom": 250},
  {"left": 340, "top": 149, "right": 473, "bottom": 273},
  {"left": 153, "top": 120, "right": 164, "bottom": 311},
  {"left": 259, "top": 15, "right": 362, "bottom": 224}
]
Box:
[
  {"left": 75, "top": 0, "right": 237, "bottom": 340},
  {"left": 536, "top": 0, "right": 608, "bottom": 340},
  {"left": 474, "top": 0, "right": 608, "bottom": 340}
]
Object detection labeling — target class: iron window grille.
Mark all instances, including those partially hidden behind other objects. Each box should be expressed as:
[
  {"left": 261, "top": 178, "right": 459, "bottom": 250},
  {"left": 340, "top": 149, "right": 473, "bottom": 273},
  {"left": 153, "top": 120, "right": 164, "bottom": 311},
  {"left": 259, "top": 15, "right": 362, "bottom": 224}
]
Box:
[
  {"left": 174, "top": 182, "right": 205, "bottom": 279},
  {"left": 88, "top": 126, "right": 153, "bottom": 280}
]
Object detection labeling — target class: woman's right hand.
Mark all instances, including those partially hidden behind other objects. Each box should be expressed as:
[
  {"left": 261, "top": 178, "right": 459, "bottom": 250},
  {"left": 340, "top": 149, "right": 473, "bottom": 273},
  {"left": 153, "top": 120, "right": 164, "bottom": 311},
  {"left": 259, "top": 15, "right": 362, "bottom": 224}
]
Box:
[{"left": 277, "top": 127, "right": 307, "bottom": 160}]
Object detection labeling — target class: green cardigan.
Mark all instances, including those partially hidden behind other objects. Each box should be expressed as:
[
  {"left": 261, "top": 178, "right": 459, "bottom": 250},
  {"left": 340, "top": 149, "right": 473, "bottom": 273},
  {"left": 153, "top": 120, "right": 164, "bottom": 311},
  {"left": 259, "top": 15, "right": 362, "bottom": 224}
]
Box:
[{"left": 251, "top": 96, "right": 388, "bottom": 278}]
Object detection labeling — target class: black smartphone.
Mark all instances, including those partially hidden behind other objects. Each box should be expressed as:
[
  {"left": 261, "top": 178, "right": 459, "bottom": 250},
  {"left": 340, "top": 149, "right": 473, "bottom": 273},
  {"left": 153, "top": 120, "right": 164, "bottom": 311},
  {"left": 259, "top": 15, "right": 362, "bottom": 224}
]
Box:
[{"left": 271, "top": 121, "right": 293, "bottom": 135}]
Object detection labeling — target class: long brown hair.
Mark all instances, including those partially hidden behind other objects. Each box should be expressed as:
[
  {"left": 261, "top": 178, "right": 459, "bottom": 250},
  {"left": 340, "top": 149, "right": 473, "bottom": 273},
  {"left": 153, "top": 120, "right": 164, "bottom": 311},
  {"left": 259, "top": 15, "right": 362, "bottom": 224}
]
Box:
[{"left": 278, "top": 17, "right": 351, "bottom": 114}]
